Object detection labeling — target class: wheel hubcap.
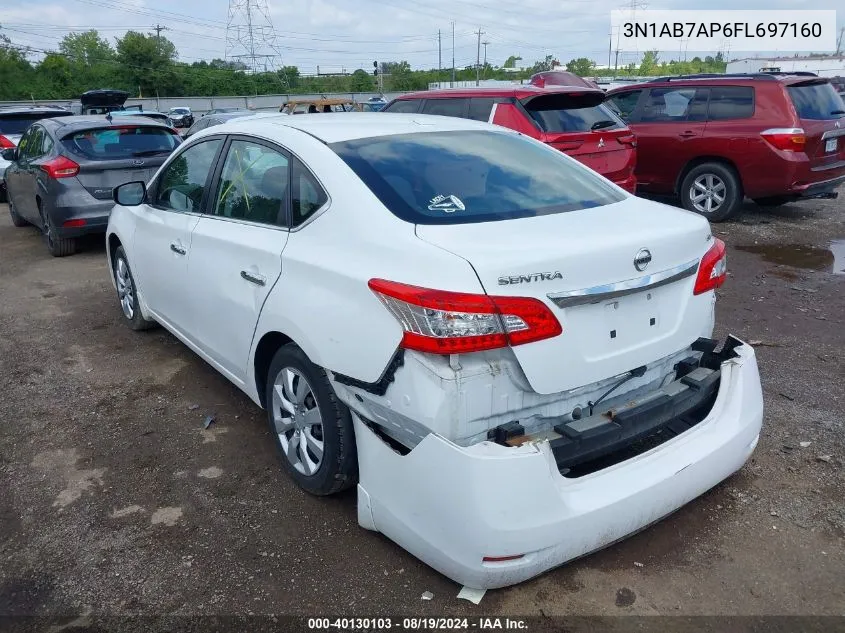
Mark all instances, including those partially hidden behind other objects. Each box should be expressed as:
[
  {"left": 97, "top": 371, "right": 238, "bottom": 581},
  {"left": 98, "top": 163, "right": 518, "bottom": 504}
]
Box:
[
  {"left": 272, "top": 368, "right": 324, "bottom": 475},
  {"left": 115, "top": 257, "right": 135, "bottom": 319},
  {"left": 40, "top": 209, "right": 54, "bottom": 246},
  {"left": 690, "top": 174, "right": 726, "bottom": 214}
]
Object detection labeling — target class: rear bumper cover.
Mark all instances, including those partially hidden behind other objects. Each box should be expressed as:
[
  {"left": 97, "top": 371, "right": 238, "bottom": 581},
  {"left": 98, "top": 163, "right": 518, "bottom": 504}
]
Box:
[
  {"left": 48, "top": 200, "right": 113, "bottom": 237},
  {"left": 355, "top": 338, "right": 763, "bottom": 589}
]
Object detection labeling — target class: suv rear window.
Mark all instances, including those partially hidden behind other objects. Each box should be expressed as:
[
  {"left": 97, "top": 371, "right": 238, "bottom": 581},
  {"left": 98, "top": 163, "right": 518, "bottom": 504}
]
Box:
[
  {"left": 62, "top": 126, "right": 179, "bottom": 160},
  {"left": 330, "top": 130, "right": 625, "bottom": 225},
  {"left": 524, "top": 99, "right": 624, "bottom": 133},
  {"left": 0, "top": 112, "right": 72, "bottom": 135},
  {"left": 787, "top": 82, "right": 845, "bottom": 120}
]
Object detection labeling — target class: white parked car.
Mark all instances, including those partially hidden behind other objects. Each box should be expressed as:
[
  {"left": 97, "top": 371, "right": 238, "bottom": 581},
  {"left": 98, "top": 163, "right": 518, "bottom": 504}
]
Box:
[{"left": 106, "top": 113, "right": 763, "bottom": 590}]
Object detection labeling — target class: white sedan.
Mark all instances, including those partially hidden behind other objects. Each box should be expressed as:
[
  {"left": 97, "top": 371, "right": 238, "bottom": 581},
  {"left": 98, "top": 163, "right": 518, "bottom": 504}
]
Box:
[{"left": 107, "top": 113, "right": 763, "bottom": 589}]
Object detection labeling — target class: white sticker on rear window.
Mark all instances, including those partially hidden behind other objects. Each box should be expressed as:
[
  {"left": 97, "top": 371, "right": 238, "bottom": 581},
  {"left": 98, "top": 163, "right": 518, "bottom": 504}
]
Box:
[{"left": 428, "top": 194, "right": 466, "bottom": 213}]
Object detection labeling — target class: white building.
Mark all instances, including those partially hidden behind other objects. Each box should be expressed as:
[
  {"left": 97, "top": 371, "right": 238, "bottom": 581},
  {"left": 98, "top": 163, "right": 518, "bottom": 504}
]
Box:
[{"left": 726, "top": 56, "right": 844, "bottom": 78}]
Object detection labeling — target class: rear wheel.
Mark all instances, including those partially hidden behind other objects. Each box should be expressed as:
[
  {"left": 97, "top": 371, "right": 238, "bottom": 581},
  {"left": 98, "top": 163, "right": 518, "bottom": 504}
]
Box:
[
  {"left": 39, "top": 202, "right": 76, "bottom": 257},
  {"left": 8, "top": 196, "right": 28, "bottom": 227},
  {"left": 753, "top": 196, "right": 791, "bottom": 208},
  {"left": 265, "top": 344, "right": 357, "bottom": 496},
  {"left": 680, "top": 163, "right": 742, "bottom": 222},
  {"left": 113, "top": 246, "right": 156, "bottom": 330}
]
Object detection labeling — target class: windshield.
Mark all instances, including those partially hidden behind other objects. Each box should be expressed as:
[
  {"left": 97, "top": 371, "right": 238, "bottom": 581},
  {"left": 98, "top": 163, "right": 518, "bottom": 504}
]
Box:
[
  {"left": 170, "top": 108, "right": 190, "bottom": 114},
  {"left": 0, "top": 112, "right": 71, "bottom": 135},
  {"left": 62, "top": 126, "right": 180, "bottom": 160},
  {"left": 524, "top": 100, "right": 624, "bottom": 133},
  {"left": 330, "top": 130, "right": 625, "bottom": 225},
  {"left": 788, "top": 82, "right": 845, "bottom": 120}
]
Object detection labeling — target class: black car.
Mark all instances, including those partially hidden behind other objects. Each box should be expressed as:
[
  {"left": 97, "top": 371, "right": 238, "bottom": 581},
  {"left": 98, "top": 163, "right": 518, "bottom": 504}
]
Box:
[
  {"left": 2, "top": 116, "right": 181, "bottom": 256},
  {"left": 183, "top": 110, "right": 256, "bottom": 137}
]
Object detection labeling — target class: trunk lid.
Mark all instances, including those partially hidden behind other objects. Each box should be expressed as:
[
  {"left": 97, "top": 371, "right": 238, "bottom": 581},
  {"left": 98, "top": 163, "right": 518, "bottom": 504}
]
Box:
[
  {"left": 73, "top": 159, "right": 164, "bottom": 200},
  {"left": 80, "top": 89, "right": 129, "bottom": 108},
  {"left": 416, "top": 199, "right": 714, "bottom": 394},
  {"left": 787, "top": 81, "right": 845, "bottom": 169}
]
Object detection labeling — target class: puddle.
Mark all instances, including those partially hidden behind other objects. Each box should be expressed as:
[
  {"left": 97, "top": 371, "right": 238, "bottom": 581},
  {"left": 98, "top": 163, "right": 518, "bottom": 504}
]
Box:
[{"left": 735, "top": 241, "right": 845, "bottom": 275}]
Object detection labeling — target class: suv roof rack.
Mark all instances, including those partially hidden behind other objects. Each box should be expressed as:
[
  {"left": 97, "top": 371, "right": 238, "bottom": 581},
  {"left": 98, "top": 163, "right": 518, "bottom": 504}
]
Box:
[{"left": 649, "top": 72, "right": 819, "bottom": 82}]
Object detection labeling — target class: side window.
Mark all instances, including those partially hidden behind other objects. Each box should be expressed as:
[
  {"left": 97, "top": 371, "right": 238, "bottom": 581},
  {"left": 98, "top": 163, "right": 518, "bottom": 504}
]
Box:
[
  {"left": 41, "top": 130, "right": 54, "bottom": 155},
  {"left": 211, "top": 139, "right": 289, "bottom": 227},
  {"left": 20, "top": 127, "right": 45, "bottom": 160},
  {"left": 607, "top": 90, "right": 642, "bottom": 121},
  {"left": 421, "top": 98, "right": 469, "bottom": 118},
  {"left": 467, "top": 98, "right": 495, "bottom": 122},
  {"left": 640, "top": 88, "right": 707, "bottom": 123},
  {"left": 16, "top": 127, "right": 35, "bottom": 159},
  {"left": 153, "top": 138, "right": 222, "bottom": 212},
  {"left": 291, "top": 157, "right": 328, "bottom": 227},
  {"left": 708, "top": 87, "right": 754, "bottom": 121},
  {"left": 383, "top": 100, "right": 421, "bottom": 114}
]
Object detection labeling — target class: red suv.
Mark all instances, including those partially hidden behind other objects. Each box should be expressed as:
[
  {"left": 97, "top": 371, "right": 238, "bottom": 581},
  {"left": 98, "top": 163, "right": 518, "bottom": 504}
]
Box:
[
  {"left": 383, "top": 86, "right": 638, "bottom": 192},
  {"left": 607, "top": 73, "right": 845, "bottom": 221}
]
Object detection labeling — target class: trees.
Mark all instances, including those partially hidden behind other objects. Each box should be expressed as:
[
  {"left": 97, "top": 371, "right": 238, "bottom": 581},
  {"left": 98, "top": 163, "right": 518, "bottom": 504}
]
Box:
[
  {"left": 529, "top": 55, "right": 559, "bottom": 74},
  {"left": 116, "top": 30, "right": 179, "bottom": 96},
  {"left": 503, "top": 55, "right": 522, "bottom": 69},
  {"left": 350, "top": 68, "right": 374, "bottom": 92},
  {"left": 565, "top": 57, "right": 596, "bottom": 76},
  {"left": 59, "top": 31, "right": 114, "bottom": 66}
]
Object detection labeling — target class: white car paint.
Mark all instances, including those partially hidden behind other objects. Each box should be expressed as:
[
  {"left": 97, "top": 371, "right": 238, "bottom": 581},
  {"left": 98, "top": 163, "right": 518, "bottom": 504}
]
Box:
[{"left": 106, "top": 113, "right": 763, "bottom": 589}]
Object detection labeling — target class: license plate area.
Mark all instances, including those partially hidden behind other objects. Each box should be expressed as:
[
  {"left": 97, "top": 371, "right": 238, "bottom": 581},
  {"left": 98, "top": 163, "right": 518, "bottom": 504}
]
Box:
[
  {"left": 825, "top": 138, "right": 837, "bottom": 153},
  {"left": 601, "top": 290, "right": 663, "bottom": 348}
]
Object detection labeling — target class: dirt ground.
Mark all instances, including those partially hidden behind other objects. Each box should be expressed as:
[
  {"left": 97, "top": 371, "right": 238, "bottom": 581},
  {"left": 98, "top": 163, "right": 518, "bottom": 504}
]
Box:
[{"left": 0, "top": 192, "right": 843, "bottom": 627}]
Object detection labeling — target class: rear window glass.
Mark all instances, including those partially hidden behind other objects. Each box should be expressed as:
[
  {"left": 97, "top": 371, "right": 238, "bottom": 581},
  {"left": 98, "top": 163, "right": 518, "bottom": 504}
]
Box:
[
  {"left": 0, "top": 112, "right": 71, "bottom": 135},
  {"left": 708, "top": 87, "right": 754, "bottom": 120},
  {"left": 330, "top": 130, "right": 625, "bottom": 225},
  {"left": 382, "top": 100, "right": 421, "bottom": 114},
  {"left": 788, "top": 82, "right": 845, "bottom": 120},
  {"left": 62, "top": 127, "right": 179, "bottom": 160},
  {"left": 525, "top": 101, "right": 624, "bottom": 133}
]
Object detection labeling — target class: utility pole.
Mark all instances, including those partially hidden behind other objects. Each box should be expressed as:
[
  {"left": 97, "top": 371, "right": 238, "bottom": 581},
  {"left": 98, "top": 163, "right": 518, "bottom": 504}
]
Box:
[
  {"left": 451, "top": 21, "right": 455, "bottom": 88},
  {"left": 482, "top": 40, "right": 489, "bottom": 79},
  {"left": 608, "top": 29, "right": 613, "bottom": 69},
  {"left": 153, "top": 24, "right": 167, "bottom": 56},
  {"left": 475, "top": 28, "right": 485, "bottom": 86},
  {"left": 837, "top": 27, "right": 844, "bottom": 55},
  {"left": 438, "top": 30, "right": 442, "bottom": 83}
]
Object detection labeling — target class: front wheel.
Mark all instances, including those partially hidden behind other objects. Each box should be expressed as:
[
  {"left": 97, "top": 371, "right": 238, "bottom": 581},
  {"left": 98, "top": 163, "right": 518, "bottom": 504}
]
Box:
[
  {"left": 113, "top": 246, "right": 156, "bottom": 330},
  {"left": 265, "top": 344, "right": 357, "bottom": 496},
  {"left": 680, "top": 163, "right": 742, "bottom": 222}
]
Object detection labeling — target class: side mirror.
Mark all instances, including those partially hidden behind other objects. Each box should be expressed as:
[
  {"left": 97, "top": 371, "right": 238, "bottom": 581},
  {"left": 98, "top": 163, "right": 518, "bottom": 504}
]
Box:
[
  {"left": 114, "top": 181, "right": 147, "bottom": 206},
  {"left": 1, "top": 148, "right": 18, "bottom": 161}
]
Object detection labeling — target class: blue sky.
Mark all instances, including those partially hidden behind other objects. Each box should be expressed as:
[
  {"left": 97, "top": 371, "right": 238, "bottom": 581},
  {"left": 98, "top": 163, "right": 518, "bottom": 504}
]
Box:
[{"left": 0, "top": 0, "right": 842, "bottom": 74}]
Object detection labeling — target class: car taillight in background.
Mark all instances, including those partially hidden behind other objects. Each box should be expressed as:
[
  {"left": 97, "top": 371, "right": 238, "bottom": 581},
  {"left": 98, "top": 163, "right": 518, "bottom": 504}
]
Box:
[
  {"left": 760, "top": 128, "right": 806, "bottom": 152},
  {"left": 694, "top": 238, "right": 727, "bottom": 295},
  {"left": 40, "top": 156, "right": 80, "bottom": 179},
  {"left": 0, "top": 135, "right": 16, "bottom": 149},
  {"left": 368, "top": 279, "right": 562, "bottom": 354}
]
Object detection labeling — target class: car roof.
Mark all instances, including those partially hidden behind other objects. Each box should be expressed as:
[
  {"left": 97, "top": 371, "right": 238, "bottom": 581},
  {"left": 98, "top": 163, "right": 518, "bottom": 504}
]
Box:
[
  {"left": 395, "top": 85, "right": 603, "bottom": 100},
  {"left": 0, "top": 106, "right": 71, "bottom": 115},
  {"left": 608, "top": 73, "right": 831, "bottom": 92},
  {"left": 212, "top": 112, "right": 498, "bottom": 144},
  {"left": 40, "top": 115, "right": 175, "bottom": 133}
]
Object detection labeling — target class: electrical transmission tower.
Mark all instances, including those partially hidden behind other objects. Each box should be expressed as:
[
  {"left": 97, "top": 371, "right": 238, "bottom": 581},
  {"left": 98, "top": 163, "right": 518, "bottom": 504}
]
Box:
[{"left": 225, "top": 0, "right": 283, "bottom": 74}]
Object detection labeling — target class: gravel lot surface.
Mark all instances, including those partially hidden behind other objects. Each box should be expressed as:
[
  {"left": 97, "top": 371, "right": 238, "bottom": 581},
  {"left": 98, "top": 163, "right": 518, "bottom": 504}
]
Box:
[{"left": 0, "top": 193, "right": 843, "bottom": 629}]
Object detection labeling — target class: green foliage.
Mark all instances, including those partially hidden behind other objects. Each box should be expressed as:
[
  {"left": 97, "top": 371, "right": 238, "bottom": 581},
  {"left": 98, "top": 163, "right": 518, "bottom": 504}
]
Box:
[
  {"left": 350, "top": 68, "right": 374, "bottom": 92},
  {"left": 503, "top": 55, "right": 522, "bottom": 68},
  {"left": 565, "top": 57, "right": 595, "bottom": 76}
]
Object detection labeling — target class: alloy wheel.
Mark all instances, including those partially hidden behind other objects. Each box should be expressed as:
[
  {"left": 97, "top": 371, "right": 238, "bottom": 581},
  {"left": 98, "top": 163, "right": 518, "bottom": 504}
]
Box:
[
  {"left": 115, "top": 257, "right": 135, "bottom": 319},
  {"left": 271, "top": 367, "right": 325, "bottom": 475},
  {"left": 690, "top": 174, "right": 726, "bottom": 214}
]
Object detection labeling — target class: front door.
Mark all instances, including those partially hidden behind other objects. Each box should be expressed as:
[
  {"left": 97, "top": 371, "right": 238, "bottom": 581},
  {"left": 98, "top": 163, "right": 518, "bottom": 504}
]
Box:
[
  {"left": 132, "top": 137, "right": 223, "bottom": 334},
  {"left": 186, "top": 137, "right": 290, "bottom": 382}
]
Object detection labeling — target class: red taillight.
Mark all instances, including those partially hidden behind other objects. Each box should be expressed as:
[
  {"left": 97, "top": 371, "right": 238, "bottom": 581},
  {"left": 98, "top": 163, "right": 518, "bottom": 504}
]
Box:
[
  {"left": 0, "top": 135, "right": 15, "bottom": 149},
  {"left": 62, "top": 219, "right": 86, "bottom": 228},
  {"left": 617, "top": 133, "right": 637, "bottom": 147},
  {"left": 40, "top": 156, "right": 79, "bottom": 179},
  {"left": 760, "top": 127, "right": 806, "bottom": 152},
  {"left": 368, "top": 279, "right": 562, "bottom": 354},
  {"left": 694, "top": 239, "right": 727, "bottom": 295},
  {"left": 483, "top": 554, "right": 525, "bottom": 563}
]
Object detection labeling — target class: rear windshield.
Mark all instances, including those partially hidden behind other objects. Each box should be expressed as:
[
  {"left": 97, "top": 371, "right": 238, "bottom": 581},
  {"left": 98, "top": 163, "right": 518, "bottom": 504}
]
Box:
[
  {"left": 524, "top": 101, "right": 624, "bottom": 133},
  {"left": 330, "top": 130, "right": 625, "bottom": 225},
  {"left": 62, "top": 126, "right": 179, "bottom": 160},
  {"left": 171, "top": 108, "right": 190, "bottom": 114},
  {"left": 0, "top": 112, "right": 71, "bottom": 135},
  {"left": 788, "top": 82, "right": 845, "bottom": 120}
]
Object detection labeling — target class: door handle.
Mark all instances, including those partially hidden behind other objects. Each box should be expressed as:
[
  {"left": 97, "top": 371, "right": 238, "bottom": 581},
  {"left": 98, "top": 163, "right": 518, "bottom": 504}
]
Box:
[
  {"left": 679, "top": 131, "right": 697, "bottom": 138},
  {"left": 240, "top": 270, "right": 266, "bottom": 286},
  {"left": 170, "top": 243, "right": 187, "bottom": 255}
]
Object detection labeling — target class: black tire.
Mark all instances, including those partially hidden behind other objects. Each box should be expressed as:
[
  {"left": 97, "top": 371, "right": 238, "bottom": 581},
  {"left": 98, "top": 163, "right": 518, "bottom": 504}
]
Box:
[
  {"left": 265, "top": 344, "right": 357, "bottom": 496},
  {"left": 112, "top": 246, "right": 156, "bottom": 331},
  {"left": 680, "top": 162, "right": 742, "bottom": 222},
  {"left": 753, "top": 196, "right": 791, "bottom": 208},
  {"left": 0, "top": 185, "right": 7, "bottom": 204},
  {"left": 39, "top": 202, "right": 76, "bottom": 257},
  {"left": 8, "top": 196, "right": 28, "bottom": 227}
]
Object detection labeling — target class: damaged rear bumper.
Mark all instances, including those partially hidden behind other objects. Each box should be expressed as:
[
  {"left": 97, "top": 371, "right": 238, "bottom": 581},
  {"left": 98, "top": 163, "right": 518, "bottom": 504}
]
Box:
[{"left": 354, "top": 338, "right": 763, "bottom": 589}]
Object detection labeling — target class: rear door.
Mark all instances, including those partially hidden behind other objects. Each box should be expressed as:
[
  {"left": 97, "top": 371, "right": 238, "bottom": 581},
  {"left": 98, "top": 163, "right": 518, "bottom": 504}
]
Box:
[
  {"left": 61, "top": 125, "right": 181, "bottom": 198},
  {"left": 11, "top": 125, "right": 47, "bottom": 222},
  {"left": 421, "top": 98, "right": 470, "bottom": 118},
  {"left": 520, "top": 92, "right": 637, "bottom": 185},
  {"left": 185, "top": 137, "right": 292, "bottom": 382},
  {"left": 786, "top": 81, "right": 845, "bottom": 170},
  {"left": 132, "top": 137, "right": 223, "bottom": 333},
  {"left": 629, "top": 86, "right": 709, "bottom": 193}
]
